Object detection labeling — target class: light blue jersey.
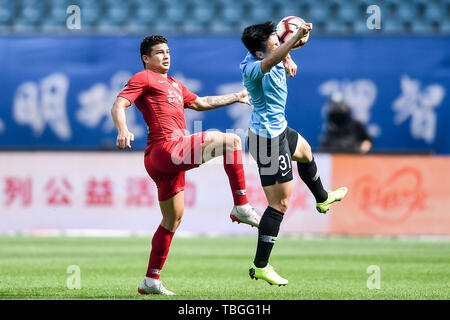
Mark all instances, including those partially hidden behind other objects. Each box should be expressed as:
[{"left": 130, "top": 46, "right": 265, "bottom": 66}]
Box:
[{"left": 240, "top": 51, "right": 288, "bottom": 138}]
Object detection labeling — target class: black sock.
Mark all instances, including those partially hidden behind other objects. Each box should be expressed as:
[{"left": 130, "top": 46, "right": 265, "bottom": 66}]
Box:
[
  {"left": 254, "top": 206, "right": 284, "bottom": 268},
  {"left": 297, "top": 157, "right": 328, "bottom": 203}
]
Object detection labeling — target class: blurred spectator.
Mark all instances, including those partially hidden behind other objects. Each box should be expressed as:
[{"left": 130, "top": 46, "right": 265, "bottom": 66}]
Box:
[{"left": 320, "top": 92, "right": 372, "bottom": 154}]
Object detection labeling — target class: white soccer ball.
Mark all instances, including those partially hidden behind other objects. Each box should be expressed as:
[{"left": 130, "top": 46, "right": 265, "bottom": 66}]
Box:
[{"left": 276, "top": 16, "right": 310, "bottom": 49}]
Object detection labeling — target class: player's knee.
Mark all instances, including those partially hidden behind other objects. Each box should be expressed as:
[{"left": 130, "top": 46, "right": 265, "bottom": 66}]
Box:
[
  {"left": 279, "top": 198, "right": 289, "bottom": 212},
  {"left": 163, "top": 215, "right": 183, "bottom": 231},
  {"left": 297, "top": 141, "right": 312, "bottom": 162},
  {"left": 272, "top": 198, "right": 289, "bottom": 213},
  {"left": 203, "top": 131, "right": 220, "bottom": 145},
  {"left": 225, "top": 133, "right": 242, "bottom": 151},
  {"left": 304, "top": 145, "right": 313, "bottom": 162}
]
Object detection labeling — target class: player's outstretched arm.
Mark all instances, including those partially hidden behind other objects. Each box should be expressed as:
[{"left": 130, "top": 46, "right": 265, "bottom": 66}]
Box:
[
  {"left": 187, "top": 89, "right": 250, "bottom": 111},
  {"left": 111, "top": 96, "right": 135, "bottom": 149},
  {"left": 261, "top": 22, "right": 312, "bottom": 74}
]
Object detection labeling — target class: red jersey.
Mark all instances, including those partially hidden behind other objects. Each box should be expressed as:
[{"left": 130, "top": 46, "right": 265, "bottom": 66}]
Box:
[{"left": 118, "top": 69, "right": 198, "bottom": 146}]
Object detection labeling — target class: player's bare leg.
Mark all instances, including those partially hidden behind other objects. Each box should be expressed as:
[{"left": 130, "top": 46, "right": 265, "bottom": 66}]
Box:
[
  {"left": 159, "top": 191, "right": 185, "bottom": 232},
  {"left": 138, "top": 191, "right": 185, "bottom": 296},
  {"left": 291, "top": 133, "right": 348, "bottom": 213},
  {"left": 201, "top": 131, "right": 260, "bottom": 227},
  {"left": 250, "top": 181, "right": 291, "bottom": 285},
  {"left": 263, "top": 181, "right": 292, "bottom": 213},
  {"left": 291, "top": 133, "right": 313, "bottom": 163}
]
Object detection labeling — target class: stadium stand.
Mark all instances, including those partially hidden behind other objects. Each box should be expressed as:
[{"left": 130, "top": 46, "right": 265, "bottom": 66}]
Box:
[{"left": 0, "top": 0, "right": 449, "bottom": 34}]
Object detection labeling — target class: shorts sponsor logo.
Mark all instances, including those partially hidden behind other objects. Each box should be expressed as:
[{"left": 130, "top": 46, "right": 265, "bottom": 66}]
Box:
[{"left": 281, "top": 169, "right": 291, "bottom": 177}]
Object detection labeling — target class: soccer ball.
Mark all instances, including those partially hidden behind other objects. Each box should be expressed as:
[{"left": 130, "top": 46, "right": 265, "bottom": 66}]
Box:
[{"left": 276, "top": 16, "right": 310, "bottom": 49}]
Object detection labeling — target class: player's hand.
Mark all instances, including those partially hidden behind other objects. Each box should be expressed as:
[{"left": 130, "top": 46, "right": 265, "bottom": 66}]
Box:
[
  {"left": 284, "top": 57, "right": 298, "bottom": 77},
  {"left": 298, "top": 22, "right": 313, "bottom": 37},
  {"left": 237, "top": 89, "right": 250, "bottom": 105},
  {"left": 116, "top": 129, "right": 134, "bottom": 150}
]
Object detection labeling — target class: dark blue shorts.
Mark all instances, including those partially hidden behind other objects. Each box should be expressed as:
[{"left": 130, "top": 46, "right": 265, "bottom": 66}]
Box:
[{"left": 247, "top": 127, "right": 299, "bottom": 187}]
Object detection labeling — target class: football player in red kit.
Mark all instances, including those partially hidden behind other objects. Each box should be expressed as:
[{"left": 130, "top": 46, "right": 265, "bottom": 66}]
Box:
[{"left": 111, "top": 35, "right": 260, "bottom": 295}]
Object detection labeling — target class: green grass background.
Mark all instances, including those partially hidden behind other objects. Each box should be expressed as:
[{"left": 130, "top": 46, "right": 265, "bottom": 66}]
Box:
[{"left": 0, "top": 236, "right": 449, "bottom": 300}]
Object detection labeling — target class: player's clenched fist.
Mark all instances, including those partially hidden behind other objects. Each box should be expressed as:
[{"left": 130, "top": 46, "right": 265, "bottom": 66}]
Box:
[
  {"left": 116, "top": 130, "right": 135, "bottom": 149},
  {"left": 299, "top": 22, "right": 312, "bottom": 37},
  {"left": 237, "top": 89, "right": 251, "bottom": 105}
]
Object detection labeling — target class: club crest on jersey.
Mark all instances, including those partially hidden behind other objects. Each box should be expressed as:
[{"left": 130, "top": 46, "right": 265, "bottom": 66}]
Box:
[{"left": 167, "top": 89, "right": 183, "bottom": 105}]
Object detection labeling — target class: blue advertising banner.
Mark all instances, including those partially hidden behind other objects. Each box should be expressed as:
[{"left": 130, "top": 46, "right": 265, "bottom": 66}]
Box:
[{"left": 0, "top": 35, "right": 449, "bottom": 153}]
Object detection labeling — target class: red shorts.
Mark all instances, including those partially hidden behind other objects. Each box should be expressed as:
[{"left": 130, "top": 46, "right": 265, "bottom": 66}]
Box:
[{"left": 144, "top": 132, "right": 206, "bottom": 201}]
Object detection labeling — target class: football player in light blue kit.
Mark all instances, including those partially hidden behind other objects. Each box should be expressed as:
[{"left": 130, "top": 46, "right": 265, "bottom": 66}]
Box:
[{"left": 240, "top": 21, "right": 348, "bottom": 286}]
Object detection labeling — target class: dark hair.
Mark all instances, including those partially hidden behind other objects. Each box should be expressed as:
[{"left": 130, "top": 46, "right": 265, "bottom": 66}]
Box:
[
  {"left": 241, "top": 21, "right": 276, "bottom": 58},
  {"left": 140, "top": 35, "right": 168, "bottom": 68}
]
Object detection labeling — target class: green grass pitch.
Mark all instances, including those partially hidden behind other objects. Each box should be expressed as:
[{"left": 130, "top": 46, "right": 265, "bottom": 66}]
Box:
[{"left": 0, "top": 235, "right": 449, "bottom": 300}]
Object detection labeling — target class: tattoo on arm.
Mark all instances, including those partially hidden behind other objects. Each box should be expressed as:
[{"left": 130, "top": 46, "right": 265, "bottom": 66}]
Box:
[{"left": 206, "top": 93, "right": 239, "bottom": 108}]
